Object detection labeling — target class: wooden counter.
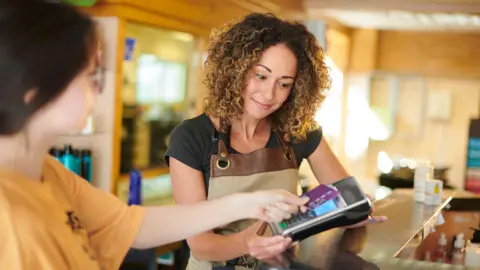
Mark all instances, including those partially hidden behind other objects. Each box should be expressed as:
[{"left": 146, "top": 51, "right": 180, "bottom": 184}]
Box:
[{"left": 260, "top": 189, "right": 479, "bottom": 270}]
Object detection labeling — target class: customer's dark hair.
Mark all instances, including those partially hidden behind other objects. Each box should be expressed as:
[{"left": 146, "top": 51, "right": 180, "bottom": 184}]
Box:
[{"left": 0, "top": 0, "right": 98, "bottom": 135}]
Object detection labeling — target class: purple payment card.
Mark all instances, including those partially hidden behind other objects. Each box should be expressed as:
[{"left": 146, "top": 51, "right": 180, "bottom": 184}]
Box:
[{"left": 302, "top": 184, "right": 339, "bottom": 209}]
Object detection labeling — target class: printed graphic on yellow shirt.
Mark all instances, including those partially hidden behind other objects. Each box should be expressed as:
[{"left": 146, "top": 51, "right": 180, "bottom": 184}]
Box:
[
  {"left": 65, "top": 210, "right": 98, "bottom": 262},
  {"left": 66, "top": 211, "right": 83, "bottom": 231}
]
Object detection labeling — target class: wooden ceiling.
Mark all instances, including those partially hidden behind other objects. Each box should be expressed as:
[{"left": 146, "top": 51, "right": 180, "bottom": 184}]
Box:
[
  {"left": 306, "top": 0, "right": 480, "bottom": 14},
  {"left": 87, "top": 0, "right": 304, "bottom": 36}
]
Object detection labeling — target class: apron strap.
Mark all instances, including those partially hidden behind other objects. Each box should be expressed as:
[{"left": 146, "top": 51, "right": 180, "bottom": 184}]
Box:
[
  {"left": 212, "top": 121, "right": 231, "bottom": 169},
  {"left": 217, "top": 118, "right": 231, "bottom": 158},
  {"left": 213, "top": 121, "right": 297, "bottom": 167},
  {"left": 274, "top": 131, "right": 297, "bottom": 167}
]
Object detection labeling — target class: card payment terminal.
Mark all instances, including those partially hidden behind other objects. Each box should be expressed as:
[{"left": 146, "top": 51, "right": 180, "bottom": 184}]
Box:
[{"left": 270, "top": 176, "right": 372, "bottom": 242}]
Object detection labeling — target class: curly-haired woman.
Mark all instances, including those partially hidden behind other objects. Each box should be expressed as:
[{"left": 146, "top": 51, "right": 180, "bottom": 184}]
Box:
[{"left": 166, "top": 13, "right": 386, "bottom": 270}]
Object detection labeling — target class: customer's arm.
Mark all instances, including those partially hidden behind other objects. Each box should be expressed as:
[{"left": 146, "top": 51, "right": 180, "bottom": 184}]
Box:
[
  {"left": 48, "top": 157, "right": 304, "bottom": 268},
  {"left": 169, "top": 157, "right": 251, "bottom": 261},
  {"left": 133, "top": 188, "right": 304, "bottom": 249}
]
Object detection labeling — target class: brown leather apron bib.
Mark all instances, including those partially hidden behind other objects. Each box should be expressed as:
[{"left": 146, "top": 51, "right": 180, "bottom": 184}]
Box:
[{"left": 187, "top": 127, "right": 300, "bottom": 270}]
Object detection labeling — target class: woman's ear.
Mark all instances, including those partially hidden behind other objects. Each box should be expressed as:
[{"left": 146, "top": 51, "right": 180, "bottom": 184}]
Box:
[{"left": 23, "top": 88, "right": 38, "bottom": 105}]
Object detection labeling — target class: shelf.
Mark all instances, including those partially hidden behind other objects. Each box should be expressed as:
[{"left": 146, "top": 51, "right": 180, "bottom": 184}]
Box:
[{"left": 59, "top": 132, "right": 104, "bottom": 137}]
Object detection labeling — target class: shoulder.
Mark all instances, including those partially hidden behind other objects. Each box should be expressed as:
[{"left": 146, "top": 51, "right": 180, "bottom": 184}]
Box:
[
  {"left": 43, "top": 155, "right": 75, "bottom": 187},
  {"left": 165, "top": 113, "right": 214, "bottom": 170},
  {"left": 169, "top": 113, "right": 213, "bottom": 141},
  {"left": 43, "top": 156, "right": 85, "bottom": 204},
  {"left": 290, "top": 128, "right": 323, "bottom": 161},
  {"left": 44, "top": 155, "right": 67, "bottom": 173}
]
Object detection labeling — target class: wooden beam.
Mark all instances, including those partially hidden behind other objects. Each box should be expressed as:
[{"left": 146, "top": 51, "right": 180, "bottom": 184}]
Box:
[
  {"left": 91, "top": 0, "right": 304, "bottom": 30},
  {"left": 80, "top": 4, "right": 211, "bottom": 37}
]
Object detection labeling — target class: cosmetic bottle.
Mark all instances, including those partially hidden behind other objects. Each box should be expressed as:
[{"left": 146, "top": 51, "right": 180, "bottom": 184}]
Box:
[
  {"left": 128, "top": 169, "right": 142, "bottom": 206},
  {"left": 62, "top": 145, "right": 77, "bottom": 174},
  {"left": 81, "top": 149, "right": 93, "bottom": 183}
]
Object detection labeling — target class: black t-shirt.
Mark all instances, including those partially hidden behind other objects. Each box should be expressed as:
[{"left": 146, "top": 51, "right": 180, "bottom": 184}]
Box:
[{"left": 165, "top": 113, "right": 322, "bottom": 189}]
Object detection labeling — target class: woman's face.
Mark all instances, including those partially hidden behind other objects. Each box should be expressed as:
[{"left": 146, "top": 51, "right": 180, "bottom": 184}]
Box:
[
  {"left": 243, "top": 43, "right": 297, "bottom": 120},
  {"left": 29, "top": 57, "right": 101, "bottom": 136}
]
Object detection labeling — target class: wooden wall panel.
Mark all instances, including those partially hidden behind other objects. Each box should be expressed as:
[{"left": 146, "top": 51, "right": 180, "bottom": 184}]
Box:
[{"left": 377, "top": 31, "right": 480, "bottom": 78}]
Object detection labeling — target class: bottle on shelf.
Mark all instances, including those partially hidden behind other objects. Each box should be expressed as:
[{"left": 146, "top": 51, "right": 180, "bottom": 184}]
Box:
[
  {"left": 465, "top": 226, "right": 480, "bottom": 267},
  {"left": 435, "top": 232, "right": 447, "bottom": 263},
  {"left": 50, "top": 145, "right": 93, "bottom": 183},
  {"left": 73, "top": 149, "right": 81, "bottom": 175},
  {"left": 49, "top": 147, "right": 63, "bottom": 161},
  {"left": 62, "top": 145, "right": 78, "bottom": 174},
  {"left": 128, "top": 169, "right": 142, "bottom": 206},
  {"left": 414, "top": 159, "right": 433, "bottom": 203},
  {"left": 451, "top": 232, "right": 466, "bottom": 265},
  {"left": 424, "top": 251, "right": 432, "bottom": 262},
  {"left": 80, "top": 149, "right": 93, "bottom": 183}
]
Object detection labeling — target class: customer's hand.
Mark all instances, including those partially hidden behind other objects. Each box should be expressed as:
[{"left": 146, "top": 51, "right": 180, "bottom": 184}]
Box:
[
  {"left": 240, "top": 189, "right": 309, "bottom": 222},
  {"left": 342, "top": 194, "right": 387, "bottom": 229},
  {"left": 241, "top": 222, "right": 293, "bottom": 260}
]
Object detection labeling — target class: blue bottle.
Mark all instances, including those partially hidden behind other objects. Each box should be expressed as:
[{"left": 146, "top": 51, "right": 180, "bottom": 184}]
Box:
[
  {"left": 62, "top": 145, "right": 77, "bottom": 174},
  {"left": 73, "top": 149, "right": 81, "bottom": 176},
  {"left": 81, "top": 149, "right": 93, "bottom": 183},
  {"left": 49, "top": 147, "right": 64, "bottom": 162},
  {"left": 128, "top": 169, "right": 142, "bottom": 206}
]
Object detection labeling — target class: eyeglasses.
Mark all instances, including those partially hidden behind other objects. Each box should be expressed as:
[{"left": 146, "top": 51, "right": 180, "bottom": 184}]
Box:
[{"left": 90, "top": 67, "right": 105, "bottom": 93}]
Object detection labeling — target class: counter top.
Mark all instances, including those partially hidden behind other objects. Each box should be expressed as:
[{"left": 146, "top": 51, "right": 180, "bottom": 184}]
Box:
[{"left": 260, "top": 189, "right": 478, "bottom": 270}]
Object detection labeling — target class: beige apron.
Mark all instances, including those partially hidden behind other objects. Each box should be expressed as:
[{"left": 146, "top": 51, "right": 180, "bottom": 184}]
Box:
[{"left": 187, "top": 127, "right": 300, "bottom": 270}]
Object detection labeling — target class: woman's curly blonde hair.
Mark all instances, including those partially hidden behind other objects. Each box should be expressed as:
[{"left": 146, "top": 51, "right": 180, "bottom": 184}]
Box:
[{"left": 204, "top": 13, "right": 330, "bottom": 141}]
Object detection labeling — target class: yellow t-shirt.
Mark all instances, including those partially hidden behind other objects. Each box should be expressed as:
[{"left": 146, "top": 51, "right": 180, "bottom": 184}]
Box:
[{"left": 0, "top": 156, "right": 145, "bottom": 270}]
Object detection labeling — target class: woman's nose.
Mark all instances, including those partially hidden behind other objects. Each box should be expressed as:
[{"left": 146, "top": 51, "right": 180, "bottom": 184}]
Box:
[{"left": 261, "top": 82, "right": 275, "bottom": 100}]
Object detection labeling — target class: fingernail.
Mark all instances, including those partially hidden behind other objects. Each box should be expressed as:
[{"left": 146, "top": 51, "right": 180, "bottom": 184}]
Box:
[{"left": 300, "top": 197, "right": 309, "bottom": 203}]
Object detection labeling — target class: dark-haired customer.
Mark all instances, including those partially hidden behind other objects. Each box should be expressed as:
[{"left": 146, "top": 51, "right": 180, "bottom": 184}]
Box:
[
  {"left": 166, "top": 13, "right": 388, "bottom": 269},
  {"left": 0, "top": 2, "right": 309, "bottom": 269}
]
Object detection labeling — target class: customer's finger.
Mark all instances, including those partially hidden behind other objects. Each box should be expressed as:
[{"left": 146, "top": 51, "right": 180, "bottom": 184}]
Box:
[
  {"left": 269, "top": 190, "right": 309, "bottom": 206},
  {"left": 274, "top": 202, "right": 299, "bottom": 214},
  {"left": 265, "top": 206, "right": 291, "bottom": 222},
  {"left": 282, "top": 192, "right": 309, "bottom": 206}
]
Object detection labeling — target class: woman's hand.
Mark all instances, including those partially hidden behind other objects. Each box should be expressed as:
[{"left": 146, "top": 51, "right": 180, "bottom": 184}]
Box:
[
  {"left": 239, "top": 189, "right": 309, "bottom": 222},
  {"left": 342, "top": 194, "right": 387, "bottom": 229},
  {"left": 240, "top": 222, "right": 293, "bottom": 260}
]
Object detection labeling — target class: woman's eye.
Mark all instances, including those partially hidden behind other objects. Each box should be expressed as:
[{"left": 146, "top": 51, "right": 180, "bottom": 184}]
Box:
[
  {"left": 279, "top": 83, "right": 292, "bottom": 89},
  {"left": 255, "top": 73, "right": 266, "bottom": 80}
]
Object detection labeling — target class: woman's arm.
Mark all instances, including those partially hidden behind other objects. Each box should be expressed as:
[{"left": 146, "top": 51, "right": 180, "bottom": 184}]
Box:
[
  {"left": 306, "top": 137, "right": 388, "bottom": 226},
  {"left": 169, "top": 157, "right": 250, "bottom": 261},
  {"left": 134, "top": 190, "right": 300, "bottom": 249},
  {"left": 49, "top": 156, "right": 304, "bottom": 267},
  {"left": 307, "top": 137, "right": 349, "bottom": 184}
]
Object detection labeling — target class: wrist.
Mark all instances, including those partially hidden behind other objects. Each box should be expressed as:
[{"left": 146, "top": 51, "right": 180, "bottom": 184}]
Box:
[
  {"left": 225, "top": 193, "right": 250, "bottom": 220},
  {"left": 232, "top": 229, "right": 249, "bottom": 255}
]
